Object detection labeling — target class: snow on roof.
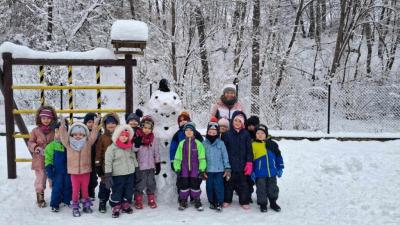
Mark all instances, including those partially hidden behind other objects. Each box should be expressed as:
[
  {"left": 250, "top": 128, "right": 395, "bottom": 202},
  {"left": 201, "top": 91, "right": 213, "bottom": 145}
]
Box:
[
  {"left": 110, "top": 20, "right": 148, "bottom": 42},
  {"left": 0, "top": 42, "right": 117, "bottom": 66}
]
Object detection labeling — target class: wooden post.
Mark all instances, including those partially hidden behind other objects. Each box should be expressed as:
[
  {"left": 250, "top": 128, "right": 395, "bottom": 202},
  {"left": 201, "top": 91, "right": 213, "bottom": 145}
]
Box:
[
  {"left": 3, "top": 52, "right": 16, "bottom": 179},
  {"left": 125, "top": 54, "right": 133, "bottom": 114}
]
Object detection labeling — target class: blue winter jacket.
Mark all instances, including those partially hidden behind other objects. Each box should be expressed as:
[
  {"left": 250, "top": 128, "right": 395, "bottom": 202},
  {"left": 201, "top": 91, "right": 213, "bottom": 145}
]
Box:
[
  {"left": 45, "top": 140, "right": 68, "bottom": 177},
  {"left": 169, "top": 127, "right": 204, "bottom": 162},
  {"left": 252, "top": 139, "right": 284, "bottom": 178},
  {"left": 203, "top": 138, "right": 230, "bottom": 173},
  {"left": 222, "top": 111, "right": 253, "bottom": 173}
]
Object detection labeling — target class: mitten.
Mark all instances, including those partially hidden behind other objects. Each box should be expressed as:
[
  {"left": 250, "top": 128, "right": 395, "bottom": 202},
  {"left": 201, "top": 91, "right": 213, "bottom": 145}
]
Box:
[
  {"left": 95, "top": 165, "right": 105, "bottom": 177},
  {"left": 276, "top": 168, "right": 283, "bottom": 178},
  {"left": 155, "top": 162, "right": 161, "bottom": 175},
  {"left": 104, "top": 173, "right": 113, "bottom": 189},
  {"left": 244, "top": 162, "right": 253, "bottom": 175},
  {"left": 35, "top": 147, "right": 44, "bottom": 155},
  {"left": 223, "top": 168, "right": 231, "bottom": 180},
  {"left": 134, "top": 136, "right": 142, "bottom": 148}
]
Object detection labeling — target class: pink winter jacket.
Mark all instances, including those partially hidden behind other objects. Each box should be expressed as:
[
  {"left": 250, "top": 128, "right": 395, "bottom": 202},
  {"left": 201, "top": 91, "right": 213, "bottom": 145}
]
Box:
[
  {"left": 28, "top": 127, "right": 55, "bottom": 170},
  {"left": 133, "top": 138, "right": 161, "bottom": 171},
  {"left": 210, "top": 99, "right": 244, "bottom": 120}
]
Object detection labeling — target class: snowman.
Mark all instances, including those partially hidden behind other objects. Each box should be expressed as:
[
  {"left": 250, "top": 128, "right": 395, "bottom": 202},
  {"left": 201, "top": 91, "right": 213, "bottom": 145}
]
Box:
[{"left": 144, "top": 79, "right": 183, "bottom": 202}]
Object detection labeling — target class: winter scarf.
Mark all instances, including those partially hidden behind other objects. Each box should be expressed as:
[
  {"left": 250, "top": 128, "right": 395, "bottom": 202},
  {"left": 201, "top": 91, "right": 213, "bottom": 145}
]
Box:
[
  {"left": 136, "top": 128, "right": 154, "bottom": 146},
  {"left": 39, "top": 125, "right": 51, "bottom": 134},
  {"left": 206, "top": 134, "right": 218, "bottom": 144},
  {"left": 115, "top": 130, "right": 133, "bottom": 150},
  {"left": 70, "top": 138, "right": 86, "bottom": 151}
]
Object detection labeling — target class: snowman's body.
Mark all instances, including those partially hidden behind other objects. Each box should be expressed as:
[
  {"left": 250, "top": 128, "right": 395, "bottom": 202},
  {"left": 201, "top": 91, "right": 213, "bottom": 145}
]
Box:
[{"left": 144, "top": 90, "right": 183, "bottom": 203}]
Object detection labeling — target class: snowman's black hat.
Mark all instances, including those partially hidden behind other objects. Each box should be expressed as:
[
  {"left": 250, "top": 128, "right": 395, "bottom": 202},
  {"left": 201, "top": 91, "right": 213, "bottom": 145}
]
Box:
[{"left": 158, "top": 79, "right": 170, "bottom": 92}]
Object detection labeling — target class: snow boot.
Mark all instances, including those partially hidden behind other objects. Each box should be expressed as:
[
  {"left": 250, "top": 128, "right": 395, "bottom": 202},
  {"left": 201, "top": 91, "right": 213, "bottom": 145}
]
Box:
[
  {"left": 134, "top": 195, "right": 144, "bottom": 209},
  {"left": 270, "top": 199, "right": 281, "bottom": 212},
  {"left": 82, "top": 199, "right": 93, "bottom": 213},
  {"left": 112, "top": 204, "right": 121, "bottom": 218},
  {"left": 209, "top": 203, "right": 216, "bottom": 210},
  {"left": 99, "top": 199, "right": 107, "bottom": 213},
  {"left": 147, "top": 194, "right": 157, "bottom": 209},
  {"left": 178, "top": 199, "right": 188, "bottom": 211},
  {"left": 51, "top": 206, "right": 59, "bottom": 212},
  {"left": 215, "top": 203, "right": 222, "bottom": 212},
  {"left": 260, "top": 204, "right": 268, "bottom": 212},
  {"left": 194, "top": 199, "right": 204, "bottom": 211},
  {"left": 72, "top": 201, "right": 81, "bottom": 217},
  {"left": 122, "top": 201, "right": 133, "bottom": 214},
  {"left": 36, "top": 192, "right": 47, "bottom": 208}
]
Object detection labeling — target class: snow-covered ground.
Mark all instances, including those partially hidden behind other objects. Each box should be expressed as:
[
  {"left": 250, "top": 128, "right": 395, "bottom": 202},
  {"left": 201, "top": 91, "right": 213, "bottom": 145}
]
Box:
[{"left": 1, "top": 137, "right": 399, "bottom": 225}]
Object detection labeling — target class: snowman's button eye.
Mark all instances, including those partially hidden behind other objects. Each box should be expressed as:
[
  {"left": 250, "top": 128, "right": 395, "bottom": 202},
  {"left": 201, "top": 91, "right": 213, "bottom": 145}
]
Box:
[
  {"left": 173, "top": 96, "right": 177, "bottom": 100},
  {"left": 172, "top": 112, "right": 176, "bottom": 115},
  {"left": 155, "top": 96, "right": 158, "bottom": 99},
  {"left": 155, "top": 110, "right": 158, "bottom": 113}
]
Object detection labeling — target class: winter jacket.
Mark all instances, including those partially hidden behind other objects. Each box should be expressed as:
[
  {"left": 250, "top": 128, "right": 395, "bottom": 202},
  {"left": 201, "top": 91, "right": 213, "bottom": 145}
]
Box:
[
  {"left": 28, "top": 127, "right": 55, "bottom": 170},
  {"left": 44, "top": 140, "right": 68, "bottom": 175},
  {"left": 134, "top": 137, "right": 161, "bottom": 171},
  {"left": 169, "top": 127, "right": 204, "bottom": 161},
  {"left": 210, "top": 99, "right": 244, "bottom": 120},
  {"left": 203, "top": 138, "right": 230, "bottom": 173},
  {"left": 173, "top": 138, "right": 206, "bottom": 178},
  {"left": 222, "top": 111, "right": 253, "bottom": 173},
  {"left": 252, "top": 139, "right": 284, "bottom": 178},
  {"left": 60, "top": 121, "right": 99, "bottom": 175},
  {"left": 95, "top": 113, "right": 120, "bottom": 171},
  {"left": 104, "top": 125, "right": 138, "bottom": 176}
]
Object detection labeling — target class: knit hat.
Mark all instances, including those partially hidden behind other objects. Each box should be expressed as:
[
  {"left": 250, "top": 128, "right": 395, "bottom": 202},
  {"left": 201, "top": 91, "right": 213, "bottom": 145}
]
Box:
[
  {"left": 125, "top": 108, "right": 143, "bottom": 124},
  {"left": 247, "top": 115, "right": 260, "bottom": 127},
  {"left": 233, "top": 114, "right": 245, "bottom": 129},
  {"left": 51, "top": 119, "right": 69, "bottom": 130},
  {"left": 177, "top": 111, "right": 191, "bottom": 124},
  {"left": 105, "top": 115, "right": 118, "bottom": 125},
  {"left": 222, "top": 84, "right": 236, "bottom": 95},
  {"left": 141, "top": 115, "right": 155, "bottom": 128},
  {"left": 83, "top": 113, "right": 97, "bottom": 124},
  {"left": 207, "top": 121, "right": 220, "bottom": 132},
  {"left": 39, "top": 109, "right": 54, "bottom": 119},
  {"left": 183, "top": 122, "right": 196, "bottom": 131},
  {"left": 256, "top": 124, "right": 269, "bottom": 136},
  {"left": 69, "top": 122, "right": 89, "bottom": 137},
  {"left": 218, "top": 118, "right": 229, "bottom": 128},
  {"left": 158, "top": 78, "right": 170, "bottom": 92}
]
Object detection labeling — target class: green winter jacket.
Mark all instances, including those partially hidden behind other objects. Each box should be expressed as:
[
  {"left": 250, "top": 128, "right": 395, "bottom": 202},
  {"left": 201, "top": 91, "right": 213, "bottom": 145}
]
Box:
[
  {"left": 44, "top": 140, "right": 68, "bottom": 174},
  {"left": 104, "top": 143, "right": 138, "bottom": 176},
  {"left": 173, "top": 139, "right": 207, "bottom": 175}
]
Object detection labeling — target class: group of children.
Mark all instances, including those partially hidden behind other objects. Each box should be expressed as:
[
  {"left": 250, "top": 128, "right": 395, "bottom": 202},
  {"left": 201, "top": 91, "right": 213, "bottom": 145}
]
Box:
[{"left": 28, "top": 104, "right": 284, "bottom": 218}]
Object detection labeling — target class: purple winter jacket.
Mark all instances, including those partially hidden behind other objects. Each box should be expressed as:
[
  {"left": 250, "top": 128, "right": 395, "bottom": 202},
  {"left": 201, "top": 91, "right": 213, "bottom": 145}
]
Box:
[
  {"left": 133, "top": 138, "right": 161, "bottom": 171},
  {"left": 174, "top": 138, "right": 206, "bottom": 178}
]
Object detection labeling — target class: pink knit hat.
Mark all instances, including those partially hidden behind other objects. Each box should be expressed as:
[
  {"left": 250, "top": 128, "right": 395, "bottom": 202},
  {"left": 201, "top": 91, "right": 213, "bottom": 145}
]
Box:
[{"left": 39, "top": 109, "right": 54, "bottom": 119}]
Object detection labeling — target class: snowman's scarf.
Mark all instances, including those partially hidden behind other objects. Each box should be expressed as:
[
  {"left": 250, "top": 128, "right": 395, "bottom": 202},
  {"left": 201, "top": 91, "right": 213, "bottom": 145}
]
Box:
[{"left": 136, "top": 128, "right": 154, "bottom": 146}]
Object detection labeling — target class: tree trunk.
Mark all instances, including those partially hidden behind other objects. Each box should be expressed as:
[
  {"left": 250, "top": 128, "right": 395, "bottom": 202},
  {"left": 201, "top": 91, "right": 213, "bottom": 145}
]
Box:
[
  {"left": 364, "top": 22, "right": 373, "bottom": 75},
  {"left": 46, "top": 0, "right": 53, "bottom": 49},
  {"left": 155, "top": 0, "right": 161, "bottom": 25},
  {"left": 195, "top": 5, "right": 210, "bottom": 91},
  {"left": 308, "top": 1, "right": 315, "bottom": 38},
  {"left": 234, "top": 2, "right": 247, "bottom": 73},
  {"left": 321, "top": 0, "right": 327, "bottom": 30},
  {"left": 128, "top": 0, "right": 136, "bottom": 19},
  {"left": 171, "top": 0, "right": 177, "bottom": 82},
  {"left": 251, "top": 0, "right": 261, "bottom": 114}
]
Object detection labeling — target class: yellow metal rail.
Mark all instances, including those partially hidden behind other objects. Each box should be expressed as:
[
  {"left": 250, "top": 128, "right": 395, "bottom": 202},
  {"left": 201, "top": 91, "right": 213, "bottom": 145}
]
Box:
[
  {"left": 16, "top": 158, "right": 32, "bottom": 162},
  {"left": 12, "top": 85, "right": 125, "bottom": 90},
  {"left": 14, "top": 109, "right": 125, "bottom": 114},
  {"left": 13, "top": 134, "right": 30, "bottom": 139}
]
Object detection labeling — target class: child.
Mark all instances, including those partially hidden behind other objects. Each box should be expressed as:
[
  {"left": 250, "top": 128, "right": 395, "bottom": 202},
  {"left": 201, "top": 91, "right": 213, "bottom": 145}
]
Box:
[
  {"left": 252, "top": 124, "right": 284, "bottom": 212},
  {"left": 83, "top": 113, "right": 100, "bottom": 200},
  {"left": 218, "top": 117, "right": 230, "bottom": 137},
  {"left": 104, "top": 125, "right": 138, "bottom": 218},
  {"left": 246, "top": 115, "right": 260, "bottom": 140},
  {"left": 133, "top": 116, "right": 161, "bottom": 209},
  {"left": 203, "top": 121, "right": 231, "bottom": 212},
  {"left": 45, "top": 120, "right": 72, "bottom": 212},
  {"left": 28, "top": 105, "right": 57, "bottom": 208},
  {"left": 125, "top": 108, "right": 143, "bottom": 134},
  {"left": 222, "top": 111, "right": 253, "bottom": 209},
  {"left": 95, "top": 113, "right": 120, "bottom": 213},
  {"left": 173, "top": 122, "right": 207, "bottom": 211},
  {"left": 60, "top": 116, "right": 99, "bottom": 217}
]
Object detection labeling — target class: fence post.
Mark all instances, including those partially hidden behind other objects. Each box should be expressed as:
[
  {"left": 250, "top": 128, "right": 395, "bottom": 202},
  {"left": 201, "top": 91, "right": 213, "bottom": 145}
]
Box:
[
  {"left": 39, "top": 65, "right": 45, "bottom": 105},
  {"left": 327, "top": 83, "right": 331, "bottom": 134},
  {"left": 96, "top": 66, "right": 101, "bottom": 117},
  {"left": 60, "top": 83, "right": 63, "bottom": 110},
  {"left": 3, "top": 52, "right": 17, "bottom": 179},
  {"left": 125, "top": 54, "right": 133, "bottom": 114}
]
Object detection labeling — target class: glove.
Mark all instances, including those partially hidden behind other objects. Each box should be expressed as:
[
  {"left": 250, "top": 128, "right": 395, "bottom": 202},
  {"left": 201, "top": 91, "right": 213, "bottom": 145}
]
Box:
[
  {"left": 244, "top": 162, "right": 253, "bottom": 175},
  {"left": 104, "top": 173, "right": 113, "bottom": 189},
  {"left": 170, "top": 162, "right": 175, "bottom": 171},
  {"left": 276, "top": 168, "right": 283, "bottom": 178},
  {"left": 34, "top": 147, "right": 44, "bottom": 155},
  {"left": 223, "top": 169, "right": 231, "bottom": 181},
  {"left": 155, "top": 162, "right": 161, "bottom": 175},
  {"left": 199, "top": 172, "right": 207, "bottom": 180},
  {"left": 95, "top": 165, "right": 105, "bottom": 177},
  {"left": 45, "top": 165, "right": 55, "bottom": 180},
  {"left": 134, "top": 136, "right": 142, "bottom": 148}
]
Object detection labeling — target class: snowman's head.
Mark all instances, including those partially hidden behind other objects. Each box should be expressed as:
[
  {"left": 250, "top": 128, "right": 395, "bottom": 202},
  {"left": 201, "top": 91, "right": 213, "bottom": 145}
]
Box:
[{"left": 146, "top": 90, "right": 182, "bottom": 124}]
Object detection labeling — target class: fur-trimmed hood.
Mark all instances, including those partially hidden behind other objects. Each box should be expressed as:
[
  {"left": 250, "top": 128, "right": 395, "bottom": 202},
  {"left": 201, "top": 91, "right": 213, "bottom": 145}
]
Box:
[
  {"left": 35, "top": 105, "right": 57, "bottom": 126},
  {"left": 101, "top": 112, "right": 120, "bottom": 132},
  {"left": 68, "top": 122, "right": 90, "bottom": 139},
  {"left": 112, "top": 125, "right": 134, "bottom": 144}
]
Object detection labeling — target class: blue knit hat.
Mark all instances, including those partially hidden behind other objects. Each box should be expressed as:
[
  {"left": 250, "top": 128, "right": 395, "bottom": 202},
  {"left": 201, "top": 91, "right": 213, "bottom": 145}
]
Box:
[{"left": 183, "top": 122, "right": 196, "bottom": 131}]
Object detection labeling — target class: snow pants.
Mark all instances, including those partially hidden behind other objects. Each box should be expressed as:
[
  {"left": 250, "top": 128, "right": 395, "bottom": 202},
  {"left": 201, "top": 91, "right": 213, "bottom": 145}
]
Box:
[
  {"left": 224, "top": 172, "right": 250, "bottom": 205},
  {"left": 256, "top": 176, "right": 279, "bottom": 205}
]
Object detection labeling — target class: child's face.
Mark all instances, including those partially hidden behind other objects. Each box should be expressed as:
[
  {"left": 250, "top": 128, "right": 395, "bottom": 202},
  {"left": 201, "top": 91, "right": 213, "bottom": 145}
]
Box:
[
  {"left": 106, "top": 123, "right": 117, "bottom": 133},
  {"left": 72, "top": 133, "right": 85, "bottom": 140},
  {"left": 41, "top": 116, "right": 52, "bottom": 126},
  {"left": 185, "top": 129, "right": 194, "bottom": 138},
  {"left": 233, "top": 118, "right": 242, "bottom": 129},
  {"left": 207, "top": 129, "right": 217, "bottom": 136},
  {"left": 256, "top": 130, "right": 266, "bottom": 141},
  {"left": 86, "top": 120, "right": 94, "bottom": 130},
  {"left": 219, "top": 125, "right": 228, "bottom": 133},
  {"left": 54, "top": 128, "right": 60, "bottom": 139},
  {"left": 247, "top": 125, "right": 256, "bottom": 131},
  {"left": 128, "top": 120, "right": 139, "bottom": 128},
  {"left": 179, "top": 119, "right": 188, "bottom": 127},
  {"left": 118, "top": 135, "right": 129, "bottom": 143},
  {"left": 142, "top": 124, "right": 152, "bottom": 135}
]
